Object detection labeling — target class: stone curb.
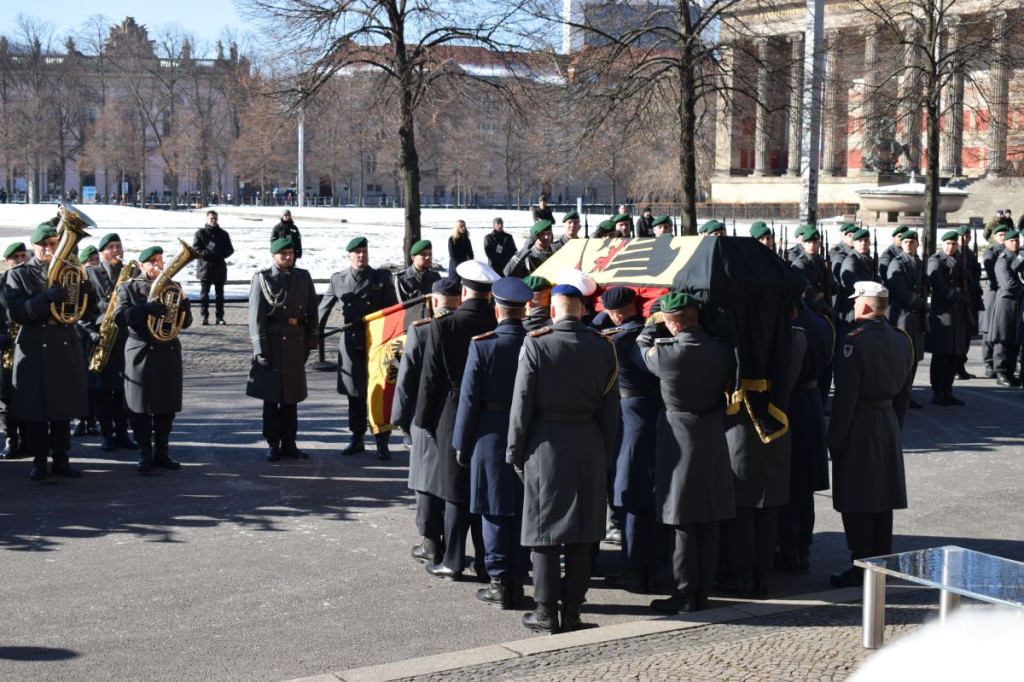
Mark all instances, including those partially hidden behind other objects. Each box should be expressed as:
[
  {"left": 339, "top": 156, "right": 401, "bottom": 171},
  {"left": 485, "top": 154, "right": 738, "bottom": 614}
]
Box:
[{"left": 286, "top": 585, "right": 920, "bottom": 682}]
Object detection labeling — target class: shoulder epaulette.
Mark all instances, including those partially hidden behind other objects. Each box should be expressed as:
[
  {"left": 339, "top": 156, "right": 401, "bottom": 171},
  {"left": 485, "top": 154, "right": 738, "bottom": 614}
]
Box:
[
  {"left": 472, "top": 330, "right": 496, "bottom": 341},
  {"left": 529, "top": 327, "right": 551, "bottom": 337},
  {"left": 434, "top": 309, "right": 453, "bottom": 318},
  {"left": 847, "top": 326, "right": 866, "bottom": 339},
  {"left": 412, "top": 318, "right": 432, "bottom": 327},
  {"left": 600, "top": 326, "right": 622, "bottom": 336},
  {"left": 655, "top": 337, "right": 676, "bottom": 345}
]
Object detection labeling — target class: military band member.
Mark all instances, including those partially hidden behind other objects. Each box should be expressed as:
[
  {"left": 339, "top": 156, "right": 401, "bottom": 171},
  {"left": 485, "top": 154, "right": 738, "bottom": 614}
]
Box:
[
  {"left": 6, "top": 223, "right": 90, "bottom": 480},
  {"left": 554, "top": 210, "right": 581, "bottom": 251},
  {"left": 651, "top": 215, "right": 673, "bottom": 237},
  {"left": 74, "top": 245, "right": 101, "bottom": 438},
  {"left": 416, "top": 260, "right": 500, "bottom": 581},
  {"left": 79, "top": 233, "right": 138, "bottom": 452},
  {"left": 828, "top": 281, "right": 913, "bottom": 587},
  {"left": 393, "top": 277, "right": 462, "bottom": 566},
  {"left": 509, "top": 284, "right": 620, "bottom": 634},
  {"left": 114, "top": 245, "right": 192, "bottom": 472},
  {"left": 981, "top": 225, "right": 1009, "bottom": 378},
  {"left": 318, "top": 236, "right": 399, "bottom": 459},
  {"left": 522, "top": 276, "right": 553, "bottom": 332},
  {"left": 878, "top": 225, "right": 908, "bottom": 286},
  {"left": 504, "top": 220, "right": 555, "bottom": 278},
  {"left": 0, "top": 241, "right": 27, "bottom": 459},
  {"left": 394, "top": 239, "right": 440, "bottom": 302},
  {"left": 637, "top": 292, "right": 734, "bottom": 614},
  {"left": 927, "top": 231, "right": 971, "bottom": 406},
  {"left": 989, "top": 230, "right": 1024, "bottom": 387},
  {"left": 886, "top": 231, "right": 928, "bottom": 408},
  {"left": 452, "top": 277, "right": 534, "bottom": 609},
  {"left": 247, "top": 238, "right": 319, "bottom": 461}
]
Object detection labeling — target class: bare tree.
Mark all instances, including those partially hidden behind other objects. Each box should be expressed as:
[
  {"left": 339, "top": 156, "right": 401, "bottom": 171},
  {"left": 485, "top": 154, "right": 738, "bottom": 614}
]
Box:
[{"left": 230, "top": 72, "right": 297, "bottom": 203}]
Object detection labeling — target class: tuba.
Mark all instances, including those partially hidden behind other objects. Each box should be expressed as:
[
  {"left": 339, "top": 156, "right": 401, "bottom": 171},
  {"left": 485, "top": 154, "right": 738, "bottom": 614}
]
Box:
[
  {"left": 147, "top": 239, "right": 199, "bottom": 342},
  {"left": 88, "top": 258, "right": 140, "bottom": 373},
  {"left": 48, "top": 204, "right": 93, "bottom": 325}
]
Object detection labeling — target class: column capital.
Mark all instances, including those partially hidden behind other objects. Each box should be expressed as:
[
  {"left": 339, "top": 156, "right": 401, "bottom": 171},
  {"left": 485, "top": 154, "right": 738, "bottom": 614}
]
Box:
[{"left": 787, "top": 32, "right": 804, "bottom": 44}]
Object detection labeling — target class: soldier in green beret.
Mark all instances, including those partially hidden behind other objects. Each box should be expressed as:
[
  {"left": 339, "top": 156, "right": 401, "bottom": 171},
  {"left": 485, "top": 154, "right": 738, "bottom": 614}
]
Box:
[
  {"left": 878, "top": 226, "right": 908, "bottom": 286},
  {"left": 927, "top": 231, "right": 971, "bottom": 405},
  {"left": 837, "top": 228, "right": 878, "bottom": 339},
  {"left": 0, "top": 242, "right": 27, "bottom": 458},
  {"left": 394, "top": 239, "right": 440, "bottom": 302},
  {"left": 829, "top": 222, "right": 859, "bottom": 284},
  {"left": 504, "top": 220, "right": 554, "bottom": 278},
  {"left": 318, "top": 236, "right": 399, "bottom": 459},
  {"left": 954, "top": 225, "right": 982, "bottom": 381},
  {"left": 593, "top": 220, "right": 619, "bottom": 238},
  {"left": 982, "top": 224, "right": 1010, "bottom": 377},
  {"left": 651, "top": 215, "right": 673, "bottom": 237},
  {"left": 613, "top": 212, "right": 633, "bottom": 238},
  {"left": 700, "top": 220, "right": 726, "bottom": 237},
  {"left": 554, "top": 210, "right": 581, "bottom": 252},
  {"left": 522, "top": 275, "right": 553, "bottom": 332},
  {"left": 749, "top": 222, "right": 774, "bottom": 250}
]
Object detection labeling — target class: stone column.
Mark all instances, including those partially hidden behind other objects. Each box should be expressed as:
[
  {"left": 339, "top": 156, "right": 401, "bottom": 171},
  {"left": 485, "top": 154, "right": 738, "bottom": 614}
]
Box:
[
  {"left": 940, "top": 17, "right": 964, "bottom": 177},
  {"left": 988, "top": 12, "right": 1009, "bottom": 176},
  {"left": 714, "top": 43, "right": 739, "bottom": 175},
  {"left": 787, "top": 33, "right": 804, "bottom": 176},
  {"left": 822, "top": 31, "right": 845, "bottom": 177},
  {"left": 862, "top": 30, "right": 880, "bottom": 172},
  {"left": 901, "top": 22, "right": 923, "bottom": 173},
  {"left": 753, "top": 38, "right": 773, "bottom": 177}
]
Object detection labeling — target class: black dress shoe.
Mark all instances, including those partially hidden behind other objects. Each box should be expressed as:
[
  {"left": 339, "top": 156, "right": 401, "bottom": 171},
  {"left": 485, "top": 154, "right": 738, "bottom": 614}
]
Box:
[
  {"left": 201, "top": 317, "right": 209, "bottom": 326},
  {"left": 100, "top": 437, "right": 115, "bottom": 452},
  {"left": 51, "top": 462, "right": 82, "bottom": 478},
  {"left": 153, "top": 456, "right": 181, "bottom": 470},
  {"left": 86, "top": 425, "right": 101, "bottom": 436},
  {"left": 425, "top": 562, "right": 462, "bottom": 581},
  {"left": 955, "top": 370, "right": 975, "bottom": 380},
  {"left": 1, "top": 437, "right": 22, "bottom": 459},
  {"left": 114, "top": 434, "right": 139, "bottom": 449},
  {"left": 985, "top": 365, "right": 996, "bottom": 379},
  {"left": 138, "top": 453, "right": 153, "bottom": 473},
  {"left": 376, "top": 441, "right": 391, "bottom": 461},
  {"left": 29, "top": 462, "right": 47, "bottom": 481},
  {"left": 829, "top": 567, "right": 863, "bottom": 588},
  {"left": 522, "top": 604, "right": 559, "bottom": 634},
  {"left": 266, "top": 446, "right": 281, "bottom": 462},
  {"left": 908, "top": 399, "right": 923, "bottom": 409},
  {"left": 341, "top": 440, "right": 365, "bottom": 456},
  {"left": 947, "top": 394, "right": 965, "bottom": 406},
  {"left": 603, "top": 527, "right": 622, "bottom": 545},
  {"left": 561, "top": 603, "right": 582, "bottom": 632},
  {"left": 476, "top": 578, "right": 509, "bottom": 609},
  {"left": 651, "top": 593, "right": 694, "bottom": 615},
  {"left": 996, "top": 374, "right": 1014, "bottom": 387},
  {"left": 411, "top": 543, "right": 439, "bottom": 564},
  {"left": 72, "top": 422, "right": 88, "bottom": 437},
  {"left": 281, "top": 443, "right": 309, "bottom": 460}
]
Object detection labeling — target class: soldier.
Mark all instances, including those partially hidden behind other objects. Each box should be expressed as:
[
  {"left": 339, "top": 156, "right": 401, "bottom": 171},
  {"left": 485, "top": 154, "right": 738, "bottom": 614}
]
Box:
[
  {"left": 318, "top": 236, "right": 399, "bottom": 459},
  {"left": 886, "top": 231, "right": 928, "bottom": 408},
  {"left": 522, "top": 275, "right": 553, "bottom": 332},
  {"left": 271, "top": 209, "right": 302, "bottom": 259},
  {"left": 989, "top": 230, "right": 1024, "bottom": 387},
  {"left": 509, "top": 283, "right": 619, "bottom": 633},
  {"left": 416, "top": 260, "right": 500, "bottom": 581},
  {"left": 750, "top": 222, "right": 775, "bottom": 250},
  {"left": 192, "top": 210, "right": 234, "bottom": 325},
  {"left": 700, "top": 220, "right": 727, "bottom": 237},
  {"left": 554, "top": 210, "right": 581, "bottom": 251},
  {"left": 6, "top": 223, "right": 90, "bottom": 480},
  {"left": 75, "top": 242, "right": 101, "bottom": 438},
  {"left": 247, "top": 237, "right": 319, "bottom": 461},
  {"left": 636, "top": 292, "right": 734, "bottom": 614},
  {"left": 112, "top": 245, "right": 192, "bottom": 473},
  {"left": 483, "top": 217, "right": 515, "bottom": 274},
  {"left": 394, "top": 239, "right": 440, "bottom": 302},
  {"left": 504, "top": 220, "right": 555, "bottom": 278},
  {"left": 613, "top": 212, "right": 633, "bottom": 238},
  {"left": 927, "top": 231, "right": 971, "bottom": 406},
  {"left": 600, "top": 287, "right": 664, "bottom": 595},
  {"left": 878, "top": 225, "right": 908, "bottom": 285},
  {"left": 828, "top": 281, "right": 913, "bottom": 587},
  {"left": 592, "top": 219, "right": 620, "bottom": 238},
  {"left": 837, "top": 228, "right": 877, "bottom": 339},
  {"left": 0, "top": 241, "right": 27, "bottom": 459},
  {"left": 393, "top": 277, "right": 462, "bottom": 566},
  {"left": 79, "top": 233, "right": 138, "bottom": 452},
  {"left": 651, "top": 215, "right": 673, "bottom": 237},
  {"left": 787, "top": 224, "right": 811, "bottom": 261},
  {"left": 790, "top": 227, "right": 837, "bottom": 319},
  {"left": 829, "top": 222, "right": 858, "bottom": 286},
  {"left": 981, "top": 225, "right": 1009, "bottom": 378},
  {"left": 452, "top": 277, "right": 534, "bottom": 609},
  {"left": 954, "top": 225, "right": 982, "bottom": 381}
]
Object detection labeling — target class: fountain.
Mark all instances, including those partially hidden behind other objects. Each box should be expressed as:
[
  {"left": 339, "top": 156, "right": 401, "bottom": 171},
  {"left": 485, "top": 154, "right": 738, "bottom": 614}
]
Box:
[{"left": 856, "top": 172, "right": 968, "bottom": 224}]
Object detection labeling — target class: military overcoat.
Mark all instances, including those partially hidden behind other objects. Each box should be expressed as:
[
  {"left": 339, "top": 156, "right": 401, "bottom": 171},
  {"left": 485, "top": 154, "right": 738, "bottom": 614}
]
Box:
[
  {"left": 926, "top": 252, "right": 971, "bottom": 355},
  {"left": 988, "top": 249, "right": 1024, "bottom": 344},
  {"left": 79, "top": 260, "right": 127, "bottom": 390},
  {"left": 886, "top": 250, "right": 928, "bottom": 362},
  {"left": 789, "top": 308, "right": 833, "bottom": 495}
]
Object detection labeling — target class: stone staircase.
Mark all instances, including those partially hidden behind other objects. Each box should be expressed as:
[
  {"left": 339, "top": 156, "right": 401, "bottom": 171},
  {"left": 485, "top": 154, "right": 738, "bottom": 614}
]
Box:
[{"left": 946, "top": 175, "right": 1024, "bottom": 226}]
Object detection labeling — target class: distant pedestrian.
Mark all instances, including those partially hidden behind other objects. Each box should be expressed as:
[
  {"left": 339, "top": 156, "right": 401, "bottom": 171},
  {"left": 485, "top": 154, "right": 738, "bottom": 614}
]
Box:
[
  {"left": 192, "top": 210, "right": 235, "bottom": 325},
  {"left": 271, "top": 210, "right": 302, "bottom": 259},
  {"left": 483, "top": 217, "right": 515, "bottom": 274},
  {"left": 531, "top": 195, "right": 554, "bottom": 224},
  {"left": 448, "top": 220, "right": 474, "bottom": 271}
]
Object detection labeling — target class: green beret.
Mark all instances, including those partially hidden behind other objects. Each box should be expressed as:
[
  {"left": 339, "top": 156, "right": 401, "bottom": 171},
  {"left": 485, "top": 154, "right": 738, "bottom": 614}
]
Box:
[
  {"left": 98, "top": 233, "right": 121, "bottom": 251},
  {"left": 941, "top": 230, "right": 960, "bottom": 242},
  {"left": 840, "top": 222, "right": 859, "bottom": 234},
  {"left": 795, "top": 224, "right": 813, "bottom": 238},
  {"left": 79, "top": 245, "right": 98, "bottom": 261},
  {"left": 3, "top": 242, "right": 26, "bottom": 259},
  {"left": 750, "top": 223, "right": 772, "bottom": 239},
  {"left": 994, "top": 224, "right": 1010, "bottom": 235},
  {"left": 270, "top": 237, "right": 293, "bottom": 254},
  {"left": 1005, "top": 230, "right": 1021, "bottom": 240},
  {"left": 852, "top": 228, "right": 870, "bottom": 241},
  {"left": 522, "top": 275, "right": 552, "bottom": 292},
  {"left": 410, "top": 239, "right": 432, "bottom": 256},
  {"left": 651, "top": 215, "right": 671, "bottom": 228},
  {"left": 346, "top": 236, "right": 368, "bottom": 251},
  {"left": 751, "top": 221, "right": 767, "bottom": 231},
  {"left": 892, "top": 225, "right": 909, "bottom": 237},
  {"left": 612, "top": 212, "right": 631, "bottom": 224},
  {"left": 659, "top": 291, "right": 698, "bottom": 313},
  {"left": 902, "top": 230, "right": 919, "bottom": 241},
  {"left": 956, "top": 225, "right": 971, "bottom": 236},
  {"left": 594, "top": 220, "right": 617, "bottom": 237},
  {"left": 700, "top": 220, "right": 725, "bottom": 234},
  {"left": 530, "top": 219, "right": 554, "bottom": 235},
  {"left": 562, "top": 210, "right": 579, "bottom": 223},
  {"left": 803, "top": 228, "right": 821, "bottom": 241},
  {"left": 31, "top": 223, "right": 58, "bottom": 245},
  {"left": 139, "top": 246, "right": 164, "bottom": 263}
]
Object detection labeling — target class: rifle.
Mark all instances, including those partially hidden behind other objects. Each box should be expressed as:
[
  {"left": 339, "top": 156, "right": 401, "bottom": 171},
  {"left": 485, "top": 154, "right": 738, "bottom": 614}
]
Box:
[
  {"left": 872, "top": 230, "right": 879, "bottom": 276},
  {"left": 824, "top": 229, "right": 832, "bottom": 270},
  {"left": 584, "top": 204, "right": 589, "bottom": 238},
  {"left": 732, "top": 218, "right": 737, "bottom": 237}
]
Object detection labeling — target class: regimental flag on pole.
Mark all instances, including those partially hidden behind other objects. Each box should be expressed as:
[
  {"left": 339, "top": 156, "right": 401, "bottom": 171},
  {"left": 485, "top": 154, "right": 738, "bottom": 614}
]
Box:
[{"left": 365, "top": 295, "right": 431, "bottom": 435}]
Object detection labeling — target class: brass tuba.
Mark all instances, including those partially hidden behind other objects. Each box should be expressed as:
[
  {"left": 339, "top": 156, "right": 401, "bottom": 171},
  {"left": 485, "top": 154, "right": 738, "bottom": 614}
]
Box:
[
  {"left": 88, "top": 258, "right": 140, "bottom": 373},
  {"left": 48, "top": 204, "right": 93, "bottom": 325},
  {"left": 147, "top": 239, "right": 199, "bottom": 342}
]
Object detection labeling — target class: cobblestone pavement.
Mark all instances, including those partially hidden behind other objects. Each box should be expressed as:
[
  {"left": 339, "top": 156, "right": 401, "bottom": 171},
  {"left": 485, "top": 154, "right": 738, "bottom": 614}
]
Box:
[{"left": 395, "top": 591, "right": 957, "bottom": 682}]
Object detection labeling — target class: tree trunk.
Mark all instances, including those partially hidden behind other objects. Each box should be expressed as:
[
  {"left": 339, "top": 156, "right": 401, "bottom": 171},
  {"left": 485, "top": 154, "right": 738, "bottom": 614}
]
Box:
[
  {"left": 923, "top": 91, "right": 941, "bottom": 258},
  {"left": 678, "top": 59, "right": 699, "bottom": 236},
  {"left": 397, "top": 72, "right": 421, "bottom": 267}
]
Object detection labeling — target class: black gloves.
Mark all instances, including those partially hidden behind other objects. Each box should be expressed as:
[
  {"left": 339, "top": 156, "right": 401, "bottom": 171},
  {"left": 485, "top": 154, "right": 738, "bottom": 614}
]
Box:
[
  {"left": 456, "top": 450, "right": 471, "bottom": 468},
  {"left": 89, "top": 331, "right": 102, "bottom": 345},
  {"left": 44, "top": 286, "right": 68, "bottom": 303},
  {"left": 143, "top": 301, "right": 167, "bottom": 317},
  {"left": 255, "top": 354, "right": 271, "bottom": 368}
]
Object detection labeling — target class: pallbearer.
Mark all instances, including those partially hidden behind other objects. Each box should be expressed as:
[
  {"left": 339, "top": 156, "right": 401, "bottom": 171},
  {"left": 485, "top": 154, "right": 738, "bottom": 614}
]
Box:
[
  {"left": 521, "top": 276, "right": 552, "bottom": 332},
  {"left": 247, "top": 238, "right": 319, "bottom": 461}
]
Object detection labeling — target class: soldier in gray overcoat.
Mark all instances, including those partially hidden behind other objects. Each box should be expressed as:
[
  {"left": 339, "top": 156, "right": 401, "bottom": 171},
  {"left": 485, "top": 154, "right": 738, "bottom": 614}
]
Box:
[
  {"left": 393, "top": 239, "right": 440, "bottom": 302},
  {"left": 981, "top": 225, "right": 1008, "bottom": 378},
  {"left": 827, "top": 281, "right": 913, "bottom": 587},
  {"left": 886, "top": 231, "right": 928, "bottom": 403},
  {"left": 0, "top": 241, "right": 28, "bottom": 459},
  {"left": 989, "top": 230, "right": 1024, "bottom": 385},
  {"left": 247, "top": 237, "right": 319, "bottom": 461},
  {"left": 318, "top": 236, "right": 398, "bottom": 459},
  {"left": 5, "top": 223, "right": 89, "bottom": 481},
  {"left": 636, "top": 292, "right": 734, "bottom": 615},
  {"left": 837, "top": 229, "right": 878, "bottom": 338},
  {"left": 508, "top": 284, "right": 620, "bottom": 634},
  {"left": 114, "top": 245, "right": 193, "bottom": 473},
  {"left": 926, "top": 231, "right": 971, "bottom": 405}
]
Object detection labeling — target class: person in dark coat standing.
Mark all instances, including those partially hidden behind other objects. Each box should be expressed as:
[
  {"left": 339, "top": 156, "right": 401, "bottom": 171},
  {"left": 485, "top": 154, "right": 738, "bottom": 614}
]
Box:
[
  {"left": 0, "top": 241, "right": 28, "bottom": 459},
  {"left": 483, "top": 217, "right": 516, "bottom": 274},
  {"left": 270, "top": 210, "right": 302, "bottom": 259},
  {"left": 447, "top": 220, "right": 474, "bottom": 270},
  {"left": 829, "top": 223, "right": 858, "bottom": 285},
  {"left": 415, "top": 260, "right": 500, "bottom": 581},
  {"left": 878, "top": 225, "right": 907, "bottom": 285},
  {"left": 522, "top": 276, "right": 552, "bottom": 332},
  {"left": 837, "top": 228, "right": 878, "bottom": 339},
  {"left": 954, "top": 225, "right": 982, "bottom": 380},
  {"left": 989, "top": 230, "right": 1024, "bottom": 386},
  {"left": 393, "top": 277, "right": 462, "bottom": 566},
  {"left": 636, "top": 292, "right": 734, "bottom": 614},
  {"left": 247, "top": 237, "right": 319, "bottom": 461},
  {"left": 508, "top": 283, "right": 619, "bottom": 634},
  {"left": 318, "top": 236, "right": 399, "bottom": 459},
  {"left": 114, "top": 245, "right": 193, "bottom": 473},
  {"left": 394, "top": 239, "right": 440, "bottom": 302},
  {"left": 635, "top": 206, "right": 655, "bottom": 238},
  {"left": 886, "top": 231, "right": 928, "bottom": 407},
  {"left": 79, "top": 233, "right": 138, "bottom": 452},
  {"left": 600, "top": 287, "right": 664, "bottom": 595},
  {"left": 504, "top": 220, "right": 555, "bottom": 278},
  {"left": 926, "top": 231, "right": 971, "bottom": 406},
  {"left": 452, "top": 277, "right": 533, "bottom": 609},
  {"left": 5, "top": 223, "right": 89, "bottom": 481},
  {"left": 828, "top": 281, "right": 913, "bottom": 587},
  {"left": 531, "top": 195, "right": 554, "bottom": 223},
  {"left": 981, "top": 225, "right": 1008, "bottom": 378},
  {"left": 192, "top": 210, "right": 234, "bottom": 325}
]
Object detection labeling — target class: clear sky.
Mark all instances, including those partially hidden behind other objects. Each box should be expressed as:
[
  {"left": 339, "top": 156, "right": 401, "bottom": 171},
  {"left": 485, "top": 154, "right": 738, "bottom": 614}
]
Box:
[{"left": 1, "top": 2, "right": 253, "bottom": 55}]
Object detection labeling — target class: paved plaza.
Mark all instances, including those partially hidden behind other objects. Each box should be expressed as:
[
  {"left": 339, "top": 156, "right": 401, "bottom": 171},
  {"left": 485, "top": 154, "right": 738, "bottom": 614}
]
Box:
[{"left": 1, "top": 302, "right": 1023, "bottom": 681}]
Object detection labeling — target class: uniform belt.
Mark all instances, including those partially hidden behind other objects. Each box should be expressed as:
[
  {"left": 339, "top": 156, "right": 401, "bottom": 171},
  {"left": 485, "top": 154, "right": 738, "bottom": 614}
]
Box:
[
  {"left": 796, "top": 380, "right": 818, "bottom": 390},
  {"left": 666, "top": 406, "right": 720, "bottom": 417},
  {"left": 856, "top": 399, "right": 892, "bottom": 410},
  {"left": 268, "top": 317, "right": 301, "bottom": 329},
  {"left": 483, "top": 402, "right": 509, "bottom": 412},
  {"left": 536, "top": 410, "right": 594, "bottom": 423}
]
